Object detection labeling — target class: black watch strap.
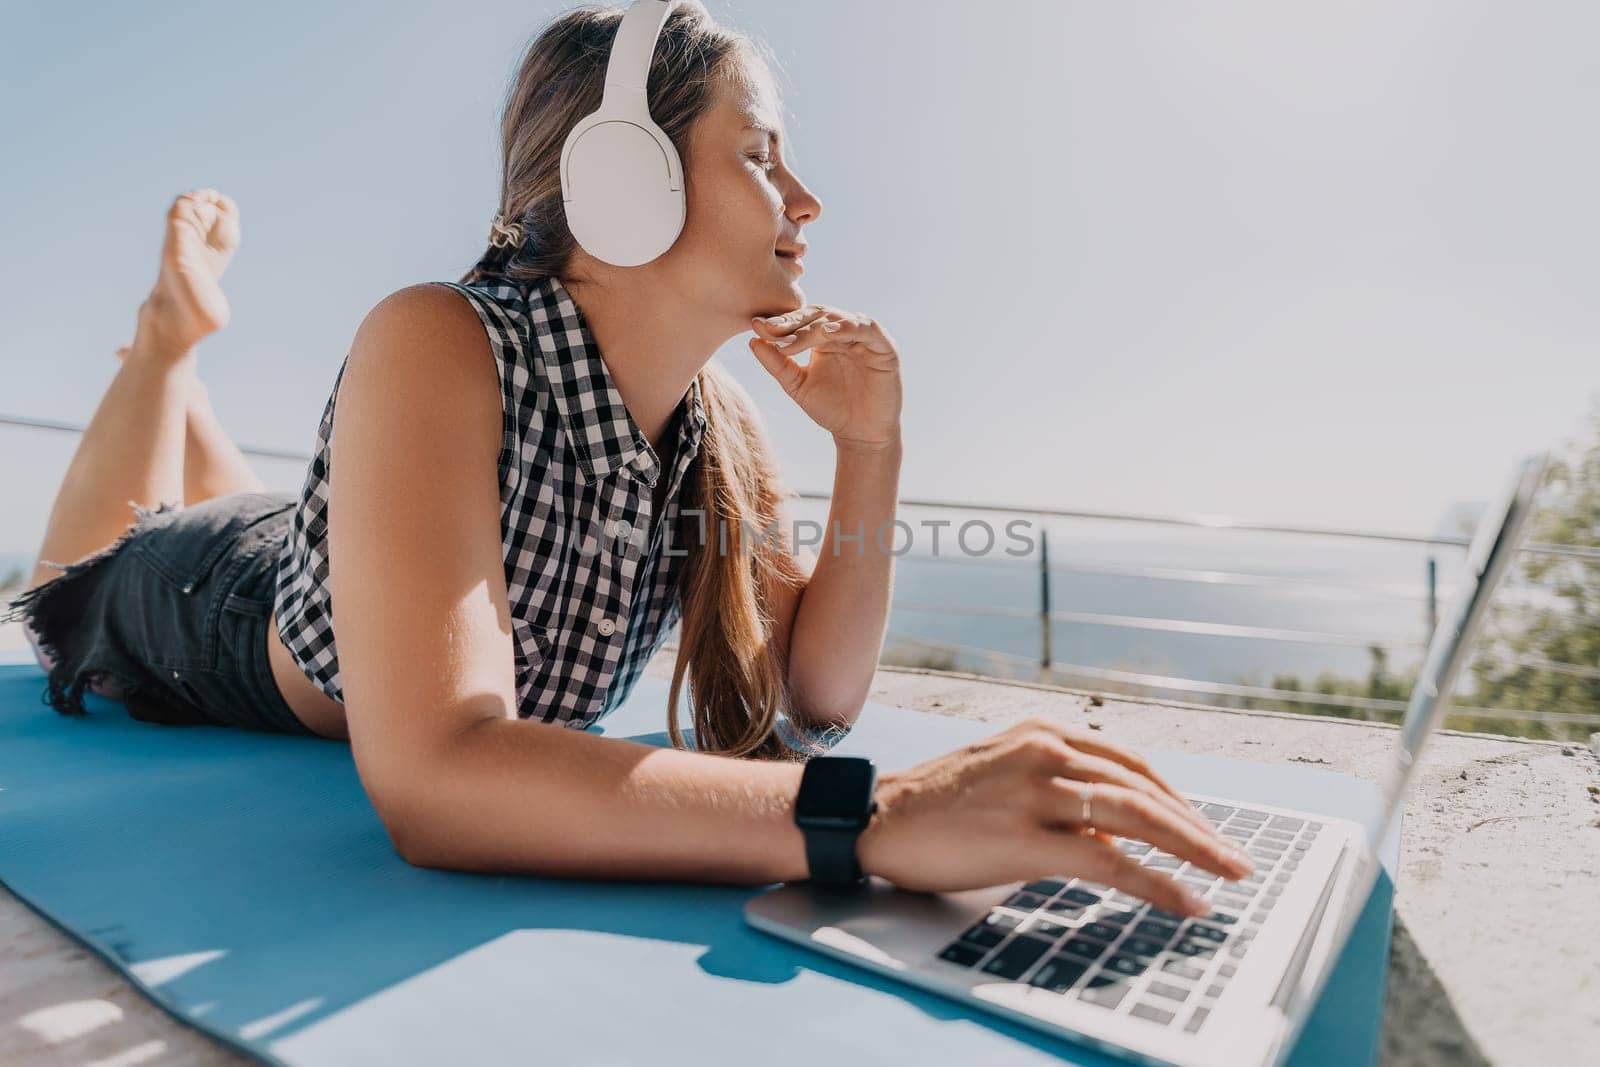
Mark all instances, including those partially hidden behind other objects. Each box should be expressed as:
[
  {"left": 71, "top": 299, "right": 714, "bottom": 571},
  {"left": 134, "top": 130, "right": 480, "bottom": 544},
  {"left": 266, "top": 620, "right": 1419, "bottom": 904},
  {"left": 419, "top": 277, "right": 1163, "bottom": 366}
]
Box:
[{"left": 803, "top": 823, "right": 867, "bottom": 886}]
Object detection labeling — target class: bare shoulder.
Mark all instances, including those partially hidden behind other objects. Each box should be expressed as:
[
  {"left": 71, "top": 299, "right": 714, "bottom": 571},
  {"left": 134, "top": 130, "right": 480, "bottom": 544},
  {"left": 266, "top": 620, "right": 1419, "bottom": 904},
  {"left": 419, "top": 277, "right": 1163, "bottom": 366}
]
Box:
[
  {"left": 353, "top": 282, "right": 490, "bottom": 370},
  {"left": 336, "top": 283, "right": 499, "bottom": 430}
]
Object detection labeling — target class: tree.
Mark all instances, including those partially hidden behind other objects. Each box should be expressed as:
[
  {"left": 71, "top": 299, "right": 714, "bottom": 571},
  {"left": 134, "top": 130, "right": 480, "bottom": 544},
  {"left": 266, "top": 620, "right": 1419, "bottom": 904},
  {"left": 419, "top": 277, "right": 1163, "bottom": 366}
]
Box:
[{"left": 1468, "top": 398, "right": 1600, "bottom": 739}]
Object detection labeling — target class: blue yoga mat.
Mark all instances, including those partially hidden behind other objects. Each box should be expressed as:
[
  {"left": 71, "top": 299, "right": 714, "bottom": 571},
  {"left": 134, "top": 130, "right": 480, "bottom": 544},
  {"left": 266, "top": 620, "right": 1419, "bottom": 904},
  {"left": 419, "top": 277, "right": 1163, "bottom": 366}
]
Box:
[{"left": 0, "top": 660, "right": 1394, "bottom": 1065}]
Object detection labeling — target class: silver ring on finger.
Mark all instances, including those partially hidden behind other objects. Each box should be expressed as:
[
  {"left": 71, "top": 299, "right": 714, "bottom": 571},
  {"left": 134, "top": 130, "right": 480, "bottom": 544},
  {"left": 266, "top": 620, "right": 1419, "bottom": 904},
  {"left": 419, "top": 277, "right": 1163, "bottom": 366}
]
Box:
[{"left": 1081, "top": 781, "right": 1096, "bottom": 836}]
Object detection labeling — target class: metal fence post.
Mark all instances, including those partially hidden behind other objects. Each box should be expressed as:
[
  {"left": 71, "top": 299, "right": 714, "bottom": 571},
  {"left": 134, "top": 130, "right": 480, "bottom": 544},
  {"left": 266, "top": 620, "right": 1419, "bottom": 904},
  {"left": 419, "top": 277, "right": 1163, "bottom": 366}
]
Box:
[
  {"left": 1425, "top": 556, "right": 1438, "bottom": 639},
  {"left": 1039, "top": 527, "right": 1052, "bottom": 679}
]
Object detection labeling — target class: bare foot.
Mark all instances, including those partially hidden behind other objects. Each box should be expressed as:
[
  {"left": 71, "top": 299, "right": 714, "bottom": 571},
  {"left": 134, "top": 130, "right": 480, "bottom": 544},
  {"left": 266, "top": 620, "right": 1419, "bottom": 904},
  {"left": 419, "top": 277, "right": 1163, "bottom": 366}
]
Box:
[{"left": 134, "top": 188, "right": 241, "bottom": 359}]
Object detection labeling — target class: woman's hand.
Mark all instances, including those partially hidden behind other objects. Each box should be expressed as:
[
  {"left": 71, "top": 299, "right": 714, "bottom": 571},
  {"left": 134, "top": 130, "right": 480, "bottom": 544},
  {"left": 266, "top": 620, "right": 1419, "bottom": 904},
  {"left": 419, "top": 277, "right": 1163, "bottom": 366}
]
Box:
[
  {"left": 748, "top": 305, "right": 902, "bottom": 450},
  {"left": 856, "top": 717, "right": 1255, "bottom": 914}
]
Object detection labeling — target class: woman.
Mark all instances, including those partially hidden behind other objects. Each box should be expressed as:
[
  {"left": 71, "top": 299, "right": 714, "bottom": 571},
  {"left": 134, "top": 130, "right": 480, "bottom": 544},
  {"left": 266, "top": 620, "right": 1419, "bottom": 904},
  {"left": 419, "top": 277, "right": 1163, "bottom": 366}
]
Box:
[{"left": 4, "top": 2, "right": 1249, "bottom": 905}]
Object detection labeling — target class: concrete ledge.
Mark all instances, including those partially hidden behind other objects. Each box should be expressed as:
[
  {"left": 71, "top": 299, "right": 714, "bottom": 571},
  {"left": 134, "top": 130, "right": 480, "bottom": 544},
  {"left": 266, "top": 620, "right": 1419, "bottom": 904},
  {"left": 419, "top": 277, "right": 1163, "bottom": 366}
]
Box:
[{"left": 2, "top": 652, "right": 1597, "bottom": 1066}]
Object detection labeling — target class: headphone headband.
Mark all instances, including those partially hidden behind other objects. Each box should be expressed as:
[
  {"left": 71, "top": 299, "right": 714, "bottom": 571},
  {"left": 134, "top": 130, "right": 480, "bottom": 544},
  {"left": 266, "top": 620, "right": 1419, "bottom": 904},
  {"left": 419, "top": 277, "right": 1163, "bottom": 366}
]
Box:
[
  {"left": 601, "top": 0, "right": 678, "bottom": 113},
  {"left": 559, "top": 0, "right": 687, "bottom": 266}
]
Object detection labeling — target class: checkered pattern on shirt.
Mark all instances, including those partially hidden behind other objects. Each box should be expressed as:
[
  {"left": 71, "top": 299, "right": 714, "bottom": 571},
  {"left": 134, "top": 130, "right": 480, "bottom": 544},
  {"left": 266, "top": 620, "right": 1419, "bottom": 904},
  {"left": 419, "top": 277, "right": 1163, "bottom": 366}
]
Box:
[{"left": 272, "top": 272, "right": 707, "bottom": 731}]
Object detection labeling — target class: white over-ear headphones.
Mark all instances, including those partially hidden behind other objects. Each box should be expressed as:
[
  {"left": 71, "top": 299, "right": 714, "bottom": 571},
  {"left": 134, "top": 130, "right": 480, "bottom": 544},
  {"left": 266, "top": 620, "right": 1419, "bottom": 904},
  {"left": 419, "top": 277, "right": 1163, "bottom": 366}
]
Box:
[{"left": 560, "top": 0, "right": 685, "bottom": 267}]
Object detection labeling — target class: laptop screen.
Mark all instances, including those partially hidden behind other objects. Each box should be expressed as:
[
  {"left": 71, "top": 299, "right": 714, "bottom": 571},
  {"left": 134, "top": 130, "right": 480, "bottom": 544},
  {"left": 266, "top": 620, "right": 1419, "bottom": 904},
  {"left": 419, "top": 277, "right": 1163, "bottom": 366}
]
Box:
[{"left": 1271, "top": 452, "right": 1548, "bottom": 1058}]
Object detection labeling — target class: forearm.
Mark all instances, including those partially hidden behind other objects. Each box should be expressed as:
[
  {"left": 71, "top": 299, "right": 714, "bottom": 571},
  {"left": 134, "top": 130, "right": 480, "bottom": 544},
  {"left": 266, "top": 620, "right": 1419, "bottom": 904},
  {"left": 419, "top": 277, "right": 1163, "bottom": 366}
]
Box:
[
  {"left": 786, "top": 435, "right": 902, "bottom": 724},
  {"left": 391, "top": 716, "right": 811, "bottom": 885}
]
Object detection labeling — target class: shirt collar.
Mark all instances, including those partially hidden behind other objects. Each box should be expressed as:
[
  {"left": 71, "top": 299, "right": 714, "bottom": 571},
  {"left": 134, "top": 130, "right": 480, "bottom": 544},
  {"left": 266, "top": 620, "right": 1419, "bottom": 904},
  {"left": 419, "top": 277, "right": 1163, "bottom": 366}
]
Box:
[{"left": 529, "top": 275, "right": 708, "bottom": 488}]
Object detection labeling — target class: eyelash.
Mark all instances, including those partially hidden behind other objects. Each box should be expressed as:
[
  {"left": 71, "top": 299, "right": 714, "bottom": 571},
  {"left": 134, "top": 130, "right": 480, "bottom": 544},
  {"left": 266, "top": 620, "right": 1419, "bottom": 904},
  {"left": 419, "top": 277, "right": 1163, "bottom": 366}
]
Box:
[{"left": 748, "top": 153, "right": 776, "bottom": 172}]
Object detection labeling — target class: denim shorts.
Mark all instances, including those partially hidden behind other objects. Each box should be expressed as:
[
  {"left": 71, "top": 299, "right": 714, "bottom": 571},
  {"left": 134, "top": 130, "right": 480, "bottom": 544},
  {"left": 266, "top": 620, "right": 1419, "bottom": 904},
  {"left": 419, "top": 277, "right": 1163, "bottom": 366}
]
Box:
[{"left": 3, "top": 489, "right": 319, "bottom": 736}]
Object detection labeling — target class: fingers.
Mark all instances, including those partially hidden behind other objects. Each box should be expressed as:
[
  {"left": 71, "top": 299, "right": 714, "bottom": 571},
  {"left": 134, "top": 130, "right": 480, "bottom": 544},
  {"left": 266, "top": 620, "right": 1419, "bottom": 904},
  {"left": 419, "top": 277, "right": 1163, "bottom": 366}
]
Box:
[
  {"left": 1028, "top": 720, "right": 1211, "bottom": 835},
  {"left": 1050, "top": 778, "right": 1251, "bottom": 881},
  {"left": 747, "top": 336, "right": 804, "bottom": 394},
  {"left": 1037, "top": 831, "right": 1209, "bottom": 916},
  {"left": 1055, "top": 749, "right": 1219, "bottom": 843},
  {"left": 750, "top": 305, "right": 828, "bottom": 338}
]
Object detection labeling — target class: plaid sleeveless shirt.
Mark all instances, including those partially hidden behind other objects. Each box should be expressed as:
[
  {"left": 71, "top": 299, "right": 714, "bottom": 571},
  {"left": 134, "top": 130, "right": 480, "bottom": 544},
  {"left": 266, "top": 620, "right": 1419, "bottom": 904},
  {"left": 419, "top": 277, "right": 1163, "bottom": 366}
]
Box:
[{"left": 271, "top": 273, "right": 707, "bottom": 730}]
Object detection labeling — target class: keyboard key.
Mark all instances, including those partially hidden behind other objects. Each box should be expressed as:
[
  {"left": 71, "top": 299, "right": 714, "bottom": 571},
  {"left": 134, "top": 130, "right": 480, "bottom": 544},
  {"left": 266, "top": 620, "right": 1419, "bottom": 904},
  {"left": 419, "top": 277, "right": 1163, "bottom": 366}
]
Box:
[
  {"left": 1105, "top": 954, "right": 1147, "bottom": 977},
  {"left": 1269, "top": 816, "right": 1305, "bottom": 831},
  {"left": 1201, "top": 804, "right": 1236, "bottom": 820},
  {"left": 1259, "top": 828, "right": 1295, "bottom": 843},
  {"left": 1162, "top": 959, "right": 1205, "bottom": 981},
  {"left": 1205, "top": 983, "right": 1227, "bottom": 998},
  {"left": 1147, "top": 980, "right": 1191, "bottom": 1003},
  {"left": 1131, "top": 1003, "right": 1176, "bottom": 1025},
  {"left": 1005, "top": 891, "right": 1047, "bottom": 910},
  {"left": 1135, "top": 920, "right": 1179, "bottom": 941},
  {"left": 1100, "top": 908, "right": 1138, "bottom": 925},
  {"left": 1219, "top": 963, "right": 1237, "bottom": 977},
  {"left": 1061, "top": 937, "right": 1110, "bottom": 961},
  {"left": 1081, "top": 922, "right": 1122, "bottom": 942},
  {"left": 1079, "top": 976, "right": 1130, "bottom": 1009},
  {"left": 1185, "top": 1006, "right": 1211, "bottom": 1033},
  {"left": 938, "top": 941, "right": 987, "bottom": 967},
  {"left": 987, "top": 911, "right": 1023, "bottom": 930},
  {"left": 1148, "top": 908, "right": 1185, "bottom": 923},
  {"left": 1030, "top": 957, "right": 1088, "bottom": 993},
  {"left": 1204, "top": 911, "right": 1238, "bottom": 925},
  {"left": 1122, "top": 937, "right": 1166, "bottom": 957},
  {"left": 1147, "top": 855, "right": 1182, "bottom": 871},
  {"left": 1117, "top": 841, "right": 1152, "bottom": 856},
  {"left": 1045, "top": 899, "right": 1085, "bottom": 916},
  {"left": 1233, "top": 811, "right": 1267, "bottom": 825},
  {"left": 960, "top": 922, "right": 1007, "bottom": 949},
  {"left": 1216, "top": 895, "right": 1252, "bottom": 912},
  {"left": 981, "top": 935, "right": 1053, "bottom": 979},
  {"left": 1063, "top": 888, "right": 1103, "bottom": 905},
  {"left": 1173, "top": 941, "right": 1216, "bottom": 959},
  {"left": 1108, "top": 892, "right": 1144, "bottom": 908},
  {"left": 1022, "top": 878, "right": 1068, "bottom": 896},
  {"left": 1024, "top": 917, "right": 1072, "bottom": 939},
  {"left": 1187, "top": 924, "right": 1228, "bottom": 943}
]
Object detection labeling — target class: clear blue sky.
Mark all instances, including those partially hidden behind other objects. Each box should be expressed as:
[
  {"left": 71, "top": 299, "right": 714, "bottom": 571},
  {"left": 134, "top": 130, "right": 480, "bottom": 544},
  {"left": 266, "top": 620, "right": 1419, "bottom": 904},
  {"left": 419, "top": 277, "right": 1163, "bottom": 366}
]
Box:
[{"left": 2, "top": 0, "right": 1595, "bottom": 555}]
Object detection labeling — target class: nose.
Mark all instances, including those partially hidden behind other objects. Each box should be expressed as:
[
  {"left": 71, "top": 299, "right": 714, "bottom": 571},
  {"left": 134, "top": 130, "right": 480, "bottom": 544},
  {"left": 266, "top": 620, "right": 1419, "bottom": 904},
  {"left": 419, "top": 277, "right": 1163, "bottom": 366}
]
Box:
[{"left": 783, "top": 171, "right": 822, "bottom": 227}]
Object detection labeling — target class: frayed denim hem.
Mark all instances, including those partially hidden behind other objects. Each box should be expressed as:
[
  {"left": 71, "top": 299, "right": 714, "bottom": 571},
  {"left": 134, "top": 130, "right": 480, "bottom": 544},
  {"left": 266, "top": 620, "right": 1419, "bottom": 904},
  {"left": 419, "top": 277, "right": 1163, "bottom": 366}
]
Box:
[{"left": 0, "top": 499, "right": 190, "bottom": 720}]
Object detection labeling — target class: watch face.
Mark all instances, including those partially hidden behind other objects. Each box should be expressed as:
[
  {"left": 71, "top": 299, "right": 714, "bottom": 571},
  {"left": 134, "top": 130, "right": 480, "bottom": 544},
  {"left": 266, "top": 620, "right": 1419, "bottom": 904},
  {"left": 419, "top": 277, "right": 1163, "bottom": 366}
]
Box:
[{"left": 796, "top": 756, "right": 876, "bottom": 826}]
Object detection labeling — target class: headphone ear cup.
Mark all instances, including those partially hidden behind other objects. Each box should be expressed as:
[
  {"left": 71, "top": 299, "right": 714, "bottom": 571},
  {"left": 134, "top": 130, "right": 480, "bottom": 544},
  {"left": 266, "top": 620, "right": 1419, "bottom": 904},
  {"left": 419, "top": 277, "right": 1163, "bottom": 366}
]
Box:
[{"left": 563, "top": 120, "right": 686, "bottom": 267}]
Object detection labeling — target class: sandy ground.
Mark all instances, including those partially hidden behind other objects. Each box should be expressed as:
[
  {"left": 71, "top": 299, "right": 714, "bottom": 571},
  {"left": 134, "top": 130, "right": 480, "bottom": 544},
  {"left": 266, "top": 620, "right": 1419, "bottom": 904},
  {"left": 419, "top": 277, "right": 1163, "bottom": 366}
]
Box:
[{"left": 1, "top": 635, "right": 1597, "bottom": 1066}]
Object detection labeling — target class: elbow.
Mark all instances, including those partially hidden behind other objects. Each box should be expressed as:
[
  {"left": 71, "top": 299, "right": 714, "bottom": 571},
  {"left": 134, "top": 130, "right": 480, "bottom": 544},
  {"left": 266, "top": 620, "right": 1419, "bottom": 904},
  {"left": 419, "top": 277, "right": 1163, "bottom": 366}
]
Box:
[
  {"left": 356, "top": 717, "right": 500, "bottom": 870},
  {"left": 371, "top": 784, "right": 446, "bottom": 868},
  {"left": 355, "top": 741, "right": 457, "bottom": 869}
]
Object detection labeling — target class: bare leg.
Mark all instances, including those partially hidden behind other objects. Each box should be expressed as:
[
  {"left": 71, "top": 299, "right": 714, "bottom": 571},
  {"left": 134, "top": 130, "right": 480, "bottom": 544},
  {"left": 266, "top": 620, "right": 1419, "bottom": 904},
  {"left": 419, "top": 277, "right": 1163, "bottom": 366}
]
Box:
[
  {"left": 113, "top": 346, "right": 266, "bottom": 503},
  {"left": 24, "top": 189, "right": 242, "bottom": 593}
]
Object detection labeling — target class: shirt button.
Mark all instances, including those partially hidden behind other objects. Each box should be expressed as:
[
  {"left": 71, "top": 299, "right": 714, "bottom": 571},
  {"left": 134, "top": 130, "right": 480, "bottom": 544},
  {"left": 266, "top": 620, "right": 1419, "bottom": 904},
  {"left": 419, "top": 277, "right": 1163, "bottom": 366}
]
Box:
[
  {"left": 596, "top": 617, "right": 616, "bottom": 636},
  {"left": 615, "top": 519, "right": 633, "bottom": 539}
]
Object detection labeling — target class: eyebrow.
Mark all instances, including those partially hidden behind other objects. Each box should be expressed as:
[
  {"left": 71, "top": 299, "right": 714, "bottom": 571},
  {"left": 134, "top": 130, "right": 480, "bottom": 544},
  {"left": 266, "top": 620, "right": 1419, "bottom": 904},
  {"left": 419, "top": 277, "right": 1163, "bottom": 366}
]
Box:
[
  {"left": 741, "top": 117, "right": 798, "bottom": 166},
  {"left": 741, "top": 119, "right": 783, "bottom": 148}
]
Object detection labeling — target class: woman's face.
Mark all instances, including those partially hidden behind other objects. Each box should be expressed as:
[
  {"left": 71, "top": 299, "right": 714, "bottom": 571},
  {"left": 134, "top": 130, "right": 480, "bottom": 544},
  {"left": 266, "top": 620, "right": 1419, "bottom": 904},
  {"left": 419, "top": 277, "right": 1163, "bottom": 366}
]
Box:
[{"left": 667, "top": 68, "right": 823, "bottom": 328}]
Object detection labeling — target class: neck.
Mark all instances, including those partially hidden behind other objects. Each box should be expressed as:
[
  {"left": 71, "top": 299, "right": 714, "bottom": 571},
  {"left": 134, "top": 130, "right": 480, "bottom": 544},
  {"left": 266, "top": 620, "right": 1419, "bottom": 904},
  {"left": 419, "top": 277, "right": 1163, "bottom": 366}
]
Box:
[{"left": 562, "top": 273, "right": 732, "bottom": 453}]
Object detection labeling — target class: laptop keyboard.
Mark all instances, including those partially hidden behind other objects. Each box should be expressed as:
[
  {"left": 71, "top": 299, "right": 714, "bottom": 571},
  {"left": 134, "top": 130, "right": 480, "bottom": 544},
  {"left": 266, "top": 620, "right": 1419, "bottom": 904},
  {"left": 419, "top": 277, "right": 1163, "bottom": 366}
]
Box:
[{"left": 934, "top": 800, "right": 1322, "bottom": 1034}]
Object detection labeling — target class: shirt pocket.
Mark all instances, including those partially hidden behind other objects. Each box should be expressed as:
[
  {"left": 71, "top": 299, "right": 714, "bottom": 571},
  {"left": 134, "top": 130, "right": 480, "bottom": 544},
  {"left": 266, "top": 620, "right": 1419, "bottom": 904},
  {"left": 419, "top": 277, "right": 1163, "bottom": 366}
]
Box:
[{"left": 511, "top": 618, "right": 552, "bottom": 697}]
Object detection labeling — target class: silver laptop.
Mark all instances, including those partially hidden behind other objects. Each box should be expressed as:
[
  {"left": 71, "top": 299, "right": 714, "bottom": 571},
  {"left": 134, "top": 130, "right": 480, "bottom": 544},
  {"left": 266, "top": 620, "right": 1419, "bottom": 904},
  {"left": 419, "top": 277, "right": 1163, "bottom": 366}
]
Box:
[{"left": 746, "top": 452, "right": 1548, "bottom": 1067}]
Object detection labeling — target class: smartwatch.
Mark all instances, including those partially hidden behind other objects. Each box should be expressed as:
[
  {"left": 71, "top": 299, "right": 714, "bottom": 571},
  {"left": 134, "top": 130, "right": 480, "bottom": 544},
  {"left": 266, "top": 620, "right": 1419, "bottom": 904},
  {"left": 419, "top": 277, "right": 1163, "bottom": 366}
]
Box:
[{"left": 793, "top": 756, "right": 878, "bottom": 888}]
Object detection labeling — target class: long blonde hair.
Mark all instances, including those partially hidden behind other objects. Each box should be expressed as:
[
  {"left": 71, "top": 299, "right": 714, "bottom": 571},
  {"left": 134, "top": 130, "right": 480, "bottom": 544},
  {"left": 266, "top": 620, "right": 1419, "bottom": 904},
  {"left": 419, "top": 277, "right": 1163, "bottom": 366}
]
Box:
[{"left": 461, "top": 2, "right": 810, "bottom": 760}]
